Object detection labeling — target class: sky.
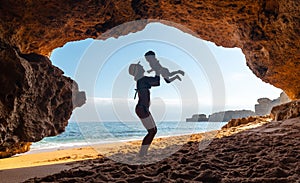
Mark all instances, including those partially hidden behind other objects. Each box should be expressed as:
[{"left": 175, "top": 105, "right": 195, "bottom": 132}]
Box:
[{"left": 50, "top": 22, "right": 282, "bottom": 122}]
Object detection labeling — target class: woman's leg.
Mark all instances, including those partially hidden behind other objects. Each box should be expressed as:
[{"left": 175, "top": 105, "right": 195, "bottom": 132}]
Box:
[
  {"left": 140, "top": 115, "right": 157, "bottom": 144},
  {"left": 135, "top": 105, "right": 157, "bottom": 156},
  {"left": 139, "top": 116, "right": 157, "bottom": 156},
  {"left": 140, "top": 127, "right": 157, "bottom": 157},
  {"left": 141, "top": 127, "right": 157, "bottom": 145}
]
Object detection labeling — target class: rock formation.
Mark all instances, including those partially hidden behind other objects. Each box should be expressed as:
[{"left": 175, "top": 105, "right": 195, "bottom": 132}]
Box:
[
  {"left": 186, "top": 114, "right": 208, "bottom": 122},
  {"left": 1, "top": 0, "right": 299, "bottom": 99},
  {"left": 0, "top": 1, "right": 299, "bottom": 156},
  {"left": 271, "top": 99, "right": 300, "bottom": 121},
  {"left": 220, "top": 115, "right": 271, "bottom": 132},
  {"left": 255, "top": 98, "right": 272, "bottom": 115},
  {"left": 208, "top": 110, "right": 256, "bottom": 122},
  {"left": 255, "top": 92, "right": 291, "bottom": 115},
  {"left": 0, "top": 43, "right": 86, "bottom": 158}
]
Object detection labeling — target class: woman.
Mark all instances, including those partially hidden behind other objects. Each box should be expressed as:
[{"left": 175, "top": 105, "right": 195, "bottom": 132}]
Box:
[{"left": 128, "top": 61, "right": 160, "bottom": 157}]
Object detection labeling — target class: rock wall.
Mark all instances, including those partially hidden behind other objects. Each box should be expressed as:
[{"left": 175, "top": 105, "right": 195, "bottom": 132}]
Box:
[
  {"left": 271, "top": 99, "right": 300, "bottom": 121},
  {"left": 1, "top": 0, "right": 299, "bottom": 99},
  {"left": 0, "top": 43, "right": 85, "bottom": 158},
  {"left": 0, "top": 0, "right": 299, "bottom": 156},
  {"left": 217, "top": 115, "right": 271, "bottom": 137}
]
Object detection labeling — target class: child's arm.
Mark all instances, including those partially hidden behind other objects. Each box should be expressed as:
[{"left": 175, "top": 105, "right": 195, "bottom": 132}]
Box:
[{"left": 147, "top": 68, "right": 154, "bottom": 73}]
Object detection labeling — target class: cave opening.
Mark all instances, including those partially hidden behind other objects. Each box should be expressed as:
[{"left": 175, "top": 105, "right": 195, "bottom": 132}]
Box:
[
  {"left": 28, "top": 22, "right": 285, "bottom": 153},
  {"left": 49, "top": 22, "right": 282, "bottom": 123}
]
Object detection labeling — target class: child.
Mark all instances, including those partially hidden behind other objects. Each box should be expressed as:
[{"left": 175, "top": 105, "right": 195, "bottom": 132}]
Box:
[{"left": 144, "top": 51, "right": 184, "bottom": 83}]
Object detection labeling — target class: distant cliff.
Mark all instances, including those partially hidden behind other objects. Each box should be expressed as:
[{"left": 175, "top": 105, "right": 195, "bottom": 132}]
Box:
[
  {"left": 186, "top": 114, "right": 208, "bottom": 122},
  {"left": 187, "top": 93, "right": 291, "bottom": 123},
  {"left": 208, "top": 110, "right": 256, "bottom": 122},
  {"left": 255, "top": 92, "right": 290, "bottom": 116}
]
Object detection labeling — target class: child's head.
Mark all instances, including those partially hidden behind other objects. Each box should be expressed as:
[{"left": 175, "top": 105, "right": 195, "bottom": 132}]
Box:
[
  {"left": 145, "top": 51, "right": 155, "bottom": 56},
  {"left": 144, "top": 51, "right": 156, "bottom": 63}
]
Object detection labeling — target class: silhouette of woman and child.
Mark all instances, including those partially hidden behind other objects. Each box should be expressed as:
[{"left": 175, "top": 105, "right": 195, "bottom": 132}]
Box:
[{"left": 128, "top": 51, "right": 184, "bottom": 157}]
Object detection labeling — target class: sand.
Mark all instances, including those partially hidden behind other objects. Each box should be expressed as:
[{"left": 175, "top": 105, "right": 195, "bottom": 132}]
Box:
[
  {"left": 1, "top": 117, "right": 300, "bottom": 182},
  {"left": 0, "top": 133, "right": 208, "bottom": 182},
  {"left": 0, "top": 144, "right": 113, "bottom": 183}
]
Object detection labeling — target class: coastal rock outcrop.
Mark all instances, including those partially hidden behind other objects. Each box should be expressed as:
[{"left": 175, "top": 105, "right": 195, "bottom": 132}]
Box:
[
  {"left": 0, "top": 0, "right": 299, "bottom": 156},
  {"left": 255, "top": 92, "right": 290, "bottom": 115},
  {"left": 186, "top": 114, "right": 208, "bottom": 122},
  {"left": 208, "top": 110, "right": 256, "bottom": 122}
]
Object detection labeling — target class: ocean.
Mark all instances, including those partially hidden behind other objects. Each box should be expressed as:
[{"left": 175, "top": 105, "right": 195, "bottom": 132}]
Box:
[{"left": 30, "top": 121, "right": 227, "bottom": 152}]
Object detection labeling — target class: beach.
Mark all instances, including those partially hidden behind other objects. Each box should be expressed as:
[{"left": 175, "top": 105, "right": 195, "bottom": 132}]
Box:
[
  {"left": 0, "top": 143, "right": 120, "bottom": 183},
  {"left": 0, "top": 130, "right": 213, "bottom": 182},
  {"left": 2, "top": 115, "right": 299, "bottom": 182}
]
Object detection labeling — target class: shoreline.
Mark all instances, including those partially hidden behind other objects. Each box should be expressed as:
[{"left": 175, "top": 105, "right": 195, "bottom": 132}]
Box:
[
  {"left": 23, "top": 129, "right": 221, "bottom": 155},
  {"left": 28, "top": 121, "right": 226, "bottom": 153}
]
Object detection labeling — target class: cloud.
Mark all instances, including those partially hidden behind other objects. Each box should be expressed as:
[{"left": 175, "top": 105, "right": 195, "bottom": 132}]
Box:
[
  {"left": 230, "top": 73, "right": 248, "bottom": 81},
  {"left": 91, "top": 97, "right": 134, "bottom": 105},
  {"left": 90, "top": 97, "right": 187, "bottom": 106},
  {"left": 73, "top": 97, "right": 203, "bottom": 122}
]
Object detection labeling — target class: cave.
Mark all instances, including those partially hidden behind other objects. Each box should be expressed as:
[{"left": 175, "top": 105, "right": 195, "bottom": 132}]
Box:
[{"left": 0, "top": 0, "right": 299, "bottom": 157}]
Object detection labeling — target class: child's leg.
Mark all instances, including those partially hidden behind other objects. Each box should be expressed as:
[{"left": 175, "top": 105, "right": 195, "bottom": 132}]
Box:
[
  {"left": 160, "top": 68, "right": 170, "bottom": 78},
  {"left": 164, "top": 75, "right": 182, "bottom": 83},
  {"left": 169, "top": 70, "right": 185, "bottom": 77},
  {"left": 147, "top": 68, "right": 154, "bottom": 73}
]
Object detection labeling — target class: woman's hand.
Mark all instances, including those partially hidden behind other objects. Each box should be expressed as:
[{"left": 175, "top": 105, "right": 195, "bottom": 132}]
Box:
[{"left": 154, "top": 70, "right": 161, "bottom": 76}]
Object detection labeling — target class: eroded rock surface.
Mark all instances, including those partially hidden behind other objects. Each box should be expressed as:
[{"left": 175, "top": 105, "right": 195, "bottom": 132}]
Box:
[
  {"left": 271, "top": 99, "right": 300, "bottom": 121},
  {"left": 0, "top": 0, "right": 299, "bottom": 156},
  {"left": 0, "top": 43, "right": 85, "bottom": 158},
  {"left": 1, "top": 0, "right": 299, "bottom": 99}
]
